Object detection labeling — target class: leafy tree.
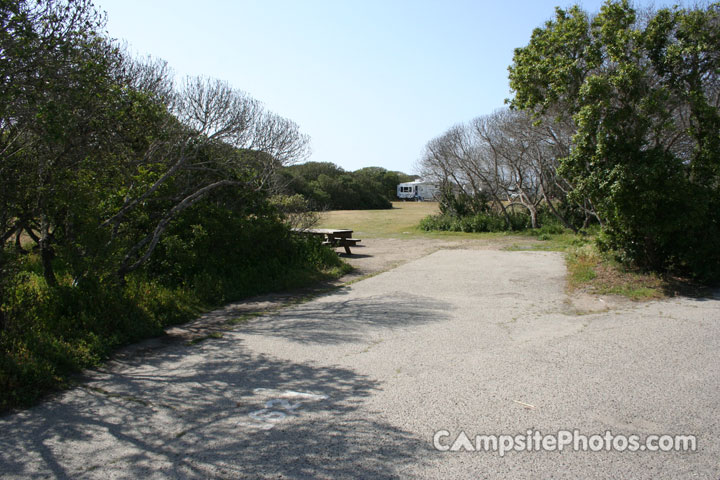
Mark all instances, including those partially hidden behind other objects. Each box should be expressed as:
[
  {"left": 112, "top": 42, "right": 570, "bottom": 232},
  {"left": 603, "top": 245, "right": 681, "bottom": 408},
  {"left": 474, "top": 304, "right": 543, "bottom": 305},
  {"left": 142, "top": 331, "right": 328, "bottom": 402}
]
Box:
[
  {"left": 1, "top": 0, "right": 315, "bottom": 290},
  {"left": 354, "top": 167, "right": 401, "bottom": 200},
  {"left": 0, "top": 0, "right": 343, "bottom": 410},
  {"left": 509, "top": 1, "right": 720, "bottom": 279}
]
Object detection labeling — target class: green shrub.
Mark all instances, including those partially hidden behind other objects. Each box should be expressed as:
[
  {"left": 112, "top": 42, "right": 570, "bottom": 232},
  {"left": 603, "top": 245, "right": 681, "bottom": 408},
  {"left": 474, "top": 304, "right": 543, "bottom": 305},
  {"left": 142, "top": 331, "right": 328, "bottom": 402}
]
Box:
[
  {"left": 1, "top": 207, "right": 347, "bottom": 412},
  {"left": 420, "top": 211, "right": 534, "bottom": 233},
  {"left": 145, "top": 205, "right": 345, "bottom": 304},
  {"left": 0, "top": 271, "right": 174, "bottom": 410},
  {"left": 419, "top": 206, "right": 574, "bottom": 235}
]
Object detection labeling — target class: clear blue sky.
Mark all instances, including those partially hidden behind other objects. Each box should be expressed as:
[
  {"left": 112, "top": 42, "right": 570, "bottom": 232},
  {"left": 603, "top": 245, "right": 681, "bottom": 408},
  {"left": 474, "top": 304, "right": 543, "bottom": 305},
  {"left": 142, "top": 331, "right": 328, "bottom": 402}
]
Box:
[{"left": 95, "top": 0, "right": 669, "bottom": 174}]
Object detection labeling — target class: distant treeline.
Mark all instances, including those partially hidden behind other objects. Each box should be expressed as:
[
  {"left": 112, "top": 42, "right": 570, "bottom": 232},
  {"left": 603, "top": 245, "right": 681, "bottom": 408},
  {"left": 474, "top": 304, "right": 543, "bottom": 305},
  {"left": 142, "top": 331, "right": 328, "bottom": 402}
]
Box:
[{"left": 277, "top": 162, "right": 417, "bottom": 210}]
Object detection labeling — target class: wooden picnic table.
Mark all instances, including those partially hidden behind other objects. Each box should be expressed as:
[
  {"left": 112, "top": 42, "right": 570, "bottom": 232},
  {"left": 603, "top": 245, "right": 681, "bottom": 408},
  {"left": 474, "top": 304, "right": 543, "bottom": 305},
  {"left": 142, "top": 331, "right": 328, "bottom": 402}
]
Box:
[{"left": 293, "top": 228, "right": 361, "bottom": 254}]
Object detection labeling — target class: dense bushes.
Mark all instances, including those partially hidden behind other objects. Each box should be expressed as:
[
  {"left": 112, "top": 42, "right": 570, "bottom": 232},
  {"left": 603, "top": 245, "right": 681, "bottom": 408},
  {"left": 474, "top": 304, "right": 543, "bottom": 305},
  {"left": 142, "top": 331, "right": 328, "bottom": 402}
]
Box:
[
  {"left": 420, "top": 208, "right": 567, "bottom": 234},
  {"left": 421, "top": 212, "right": 522, "bottom": 232},
  {"left": 0, "top": 208, "right": 346, "bottom": 411},
  {"left": 146, "top": 202, "right": 345, "bottom": 304},
  {"left": 1, "top": 270, "right": 173, "bottom": 410},
  {"left": 508, "top": 1, "right": 720, "bottom": 281},
  {"left": 279, "top": 162, "right": 415, "bottom": 210},
  {"left": 0, "top": 0, "right": 347, "bottom": 412}
]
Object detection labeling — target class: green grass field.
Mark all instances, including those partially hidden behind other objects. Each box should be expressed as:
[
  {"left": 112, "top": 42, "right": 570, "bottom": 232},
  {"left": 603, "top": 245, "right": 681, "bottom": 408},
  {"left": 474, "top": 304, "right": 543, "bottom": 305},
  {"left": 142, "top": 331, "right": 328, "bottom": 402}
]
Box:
[
  {"left": 316, "top": 201, "right": 441, "bottom": 238},
  {"left": 316, "top": 201, "right": 573, "bottom": 245},
  {"left": 316, "top": 201, "right": 567, "bottom": 244}
]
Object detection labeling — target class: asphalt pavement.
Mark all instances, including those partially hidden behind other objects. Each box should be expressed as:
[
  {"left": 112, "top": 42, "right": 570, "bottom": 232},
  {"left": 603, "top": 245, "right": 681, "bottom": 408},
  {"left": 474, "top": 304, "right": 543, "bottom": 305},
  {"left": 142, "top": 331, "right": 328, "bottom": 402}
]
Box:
[{"left": 1, "top": 249, "right": 718, "bottom": 479}]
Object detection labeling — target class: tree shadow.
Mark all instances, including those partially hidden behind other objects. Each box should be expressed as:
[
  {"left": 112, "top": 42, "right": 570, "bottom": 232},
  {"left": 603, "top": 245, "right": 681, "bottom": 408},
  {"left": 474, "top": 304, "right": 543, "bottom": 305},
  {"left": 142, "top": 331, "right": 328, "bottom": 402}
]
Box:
[
  {"left": 240, "top": 293, "right": 453, "bottom": 344},
  {"left": 340, "top": 253, "right": 373, "bottom": 258},
  {"left": 0, "top": 338, "right": 433, "bottom": 478},
  {"left": 659, "top": 275, "right": 718, "bottom": 300}
]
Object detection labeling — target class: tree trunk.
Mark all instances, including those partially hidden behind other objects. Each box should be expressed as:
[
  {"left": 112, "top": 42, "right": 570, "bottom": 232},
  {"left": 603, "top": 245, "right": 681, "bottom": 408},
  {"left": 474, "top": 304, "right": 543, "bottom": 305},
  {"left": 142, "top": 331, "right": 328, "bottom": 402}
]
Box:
[
  {"left": 541, "top": 190, "right": 578, "bottom": 233},
  {"left": 39, "top": 217, "right": 58, "bottom": 287},
  {"left": 490, "top": 195, "right": 512, "bottom": 229},
  {"left": 529, "top": 205, "right": 538, "bottom": 229}
]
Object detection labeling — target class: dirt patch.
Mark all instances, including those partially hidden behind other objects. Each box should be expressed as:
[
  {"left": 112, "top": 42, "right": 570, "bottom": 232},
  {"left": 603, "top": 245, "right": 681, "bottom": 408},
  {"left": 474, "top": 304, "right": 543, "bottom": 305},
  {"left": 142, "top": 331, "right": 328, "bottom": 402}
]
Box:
[
  {"left": 564, "top": 291, "right": 632, "bottom": 314},
  {"left": 338, "top": 237, "right": 473, "bottom": 280}
]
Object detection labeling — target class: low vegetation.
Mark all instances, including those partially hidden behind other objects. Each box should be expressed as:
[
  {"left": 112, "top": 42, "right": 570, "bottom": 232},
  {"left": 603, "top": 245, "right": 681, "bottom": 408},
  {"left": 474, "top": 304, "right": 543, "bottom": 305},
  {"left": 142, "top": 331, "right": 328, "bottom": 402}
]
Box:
[
  {"left": 567, "top": 245, "right": 678, "bottom": 300},
  {"left": 419, "top": 208, "right": 568, "bottom": 235}
]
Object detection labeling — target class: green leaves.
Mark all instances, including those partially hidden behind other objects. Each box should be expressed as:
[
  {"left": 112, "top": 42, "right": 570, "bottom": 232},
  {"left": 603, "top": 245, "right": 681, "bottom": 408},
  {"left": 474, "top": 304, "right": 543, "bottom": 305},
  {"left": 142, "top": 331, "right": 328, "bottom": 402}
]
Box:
[
  {"left": 509, "top": 0, "right": 720, "bottom": 280},
  {"left": 508, "top": 5, "right": 591, "bottom": 115}
]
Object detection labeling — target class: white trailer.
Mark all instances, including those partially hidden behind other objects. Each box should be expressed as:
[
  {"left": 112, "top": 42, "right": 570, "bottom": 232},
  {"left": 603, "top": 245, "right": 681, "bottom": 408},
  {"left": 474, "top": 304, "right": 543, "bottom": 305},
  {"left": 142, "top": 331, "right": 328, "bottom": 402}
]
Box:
[{"left": 396, "top": 180, "right": 439, "bottom": 201}]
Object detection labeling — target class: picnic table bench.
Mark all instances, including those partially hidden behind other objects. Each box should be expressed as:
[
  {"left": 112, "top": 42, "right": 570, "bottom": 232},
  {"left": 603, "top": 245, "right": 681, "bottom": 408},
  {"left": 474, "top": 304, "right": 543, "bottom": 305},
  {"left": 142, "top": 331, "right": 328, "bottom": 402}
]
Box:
[{"left": 293, "top": 228, "right": 361, "bottom": 255}]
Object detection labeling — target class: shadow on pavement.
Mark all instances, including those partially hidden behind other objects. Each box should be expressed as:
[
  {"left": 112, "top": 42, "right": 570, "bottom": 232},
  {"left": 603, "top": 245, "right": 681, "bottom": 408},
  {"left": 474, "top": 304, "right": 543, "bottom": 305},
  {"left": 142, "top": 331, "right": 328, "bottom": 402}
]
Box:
[
  {"left": 240, "top": 293, "right": 453, "bottom": 344},
  {"left": 0, "top": 337, "right": 432, "bottom": 479}
]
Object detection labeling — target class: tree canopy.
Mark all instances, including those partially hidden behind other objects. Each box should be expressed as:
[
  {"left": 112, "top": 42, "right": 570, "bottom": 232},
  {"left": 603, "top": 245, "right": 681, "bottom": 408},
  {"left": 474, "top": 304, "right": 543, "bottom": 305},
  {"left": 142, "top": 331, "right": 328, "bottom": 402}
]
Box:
[
  {"left": 0, "top": 0, "right": 312, "bottom": 288},
  {"left": 508, "top": 0, "right": 720, "bottom": 279}
]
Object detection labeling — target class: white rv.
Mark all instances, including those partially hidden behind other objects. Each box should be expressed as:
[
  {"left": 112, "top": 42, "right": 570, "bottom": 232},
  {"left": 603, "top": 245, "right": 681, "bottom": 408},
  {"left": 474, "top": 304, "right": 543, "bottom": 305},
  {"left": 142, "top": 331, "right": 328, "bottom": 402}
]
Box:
[{"left": 396, "top": 180, "right": 439, "bottom": 201}]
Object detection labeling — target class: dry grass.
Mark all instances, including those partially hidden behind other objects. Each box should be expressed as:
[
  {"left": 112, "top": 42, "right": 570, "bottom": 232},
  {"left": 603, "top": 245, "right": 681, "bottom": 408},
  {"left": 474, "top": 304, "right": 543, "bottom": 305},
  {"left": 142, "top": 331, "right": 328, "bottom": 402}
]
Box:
[
  {"left": 566, "top": 244, "right": 687, "bottom": 301},
  {"left": 316, "top": 201, "right": 441, "bottom": 238}
]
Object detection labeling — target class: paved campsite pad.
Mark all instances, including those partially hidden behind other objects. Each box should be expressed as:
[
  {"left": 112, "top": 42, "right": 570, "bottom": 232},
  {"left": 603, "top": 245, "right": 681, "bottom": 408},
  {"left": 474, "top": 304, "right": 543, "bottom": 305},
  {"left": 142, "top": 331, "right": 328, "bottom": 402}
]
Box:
[{"left": 2, "top": 249, "right": 719, "bottom": 478}]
